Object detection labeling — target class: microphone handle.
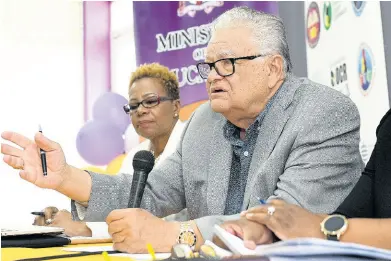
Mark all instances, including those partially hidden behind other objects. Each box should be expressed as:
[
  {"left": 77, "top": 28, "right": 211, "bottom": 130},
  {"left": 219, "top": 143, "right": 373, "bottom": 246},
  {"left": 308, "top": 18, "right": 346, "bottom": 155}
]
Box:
[{"left": 128, "top": 170, "right": 149, "bottom": 208}]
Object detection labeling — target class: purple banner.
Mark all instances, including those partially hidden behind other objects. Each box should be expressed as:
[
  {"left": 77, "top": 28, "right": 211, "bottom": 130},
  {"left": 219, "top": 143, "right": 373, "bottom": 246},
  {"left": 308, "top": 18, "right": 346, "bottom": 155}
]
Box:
[{"left": 133, "top": 1, "right": 278, "bottom": 107}]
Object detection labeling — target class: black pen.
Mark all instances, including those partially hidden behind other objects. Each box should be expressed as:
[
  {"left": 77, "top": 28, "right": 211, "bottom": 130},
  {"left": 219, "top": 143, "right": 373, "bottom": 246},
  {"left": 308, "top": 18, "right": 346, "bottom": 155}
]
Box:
[
  {"left": 39, "top": 125, "right": 48, "bottom": 176},
  {"left": 31, "top": 211, "right": 45, "bottom": 217}
]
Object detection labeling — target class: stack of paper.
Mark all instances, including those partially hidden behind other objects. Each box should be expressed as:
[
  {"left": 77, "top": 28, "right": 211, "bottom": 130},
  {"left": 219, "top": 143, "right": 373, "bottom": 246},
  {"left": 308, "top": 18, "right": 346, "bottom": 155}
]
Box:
[{"left": 213, "top": 225, "right": 391, "bottom": 260}]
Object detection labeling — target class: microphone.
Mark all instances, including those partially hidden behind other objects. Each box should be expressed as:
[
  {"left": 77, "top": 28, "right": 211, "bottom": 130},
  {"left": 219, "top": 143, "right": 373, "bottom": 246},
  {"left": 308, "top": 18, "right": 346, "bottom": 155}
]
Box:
[{"left": 128, "top": 150, "right": 155, "bottom": 208}]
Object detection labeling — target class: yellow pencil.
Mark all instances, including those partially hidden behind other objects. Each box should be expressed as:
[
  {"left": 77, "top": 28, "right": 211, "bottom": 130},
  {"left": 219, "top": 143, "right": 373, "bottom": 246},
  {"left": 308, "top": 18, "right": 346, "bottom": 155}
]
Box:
[{"left": 147, "top": 243, "right": 157, "bottom": 261}]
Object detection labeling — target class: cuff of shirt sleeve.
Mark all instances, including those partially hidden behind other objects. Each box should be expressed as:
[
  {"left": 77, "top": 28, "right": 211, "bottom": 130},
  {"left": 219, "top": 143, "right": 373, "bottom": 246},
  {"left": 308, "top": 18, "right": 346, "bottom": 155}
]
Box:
[{"left": 75, "top": 201, "right": 87, "bottom": 221}]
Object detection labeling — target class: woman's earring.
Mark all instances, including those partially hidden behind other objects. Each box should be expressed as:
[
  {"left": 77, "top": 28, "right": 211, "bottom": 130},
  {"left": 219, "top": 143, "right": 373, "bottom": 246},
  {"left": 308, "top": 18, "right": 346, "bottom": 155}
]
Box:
[{"left": 174, "top": 113, "right": 178, "bottom": 117}]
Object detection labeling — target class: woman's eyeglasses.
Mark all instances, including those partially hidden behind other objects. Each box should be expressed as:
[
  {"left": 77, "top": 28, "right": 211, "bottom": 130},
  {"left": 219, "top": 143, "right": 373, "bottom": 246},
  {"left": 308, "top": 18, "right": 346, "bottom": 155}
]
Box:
[{"left": 123, "top": 94, "right": 174, "bottom": 114}]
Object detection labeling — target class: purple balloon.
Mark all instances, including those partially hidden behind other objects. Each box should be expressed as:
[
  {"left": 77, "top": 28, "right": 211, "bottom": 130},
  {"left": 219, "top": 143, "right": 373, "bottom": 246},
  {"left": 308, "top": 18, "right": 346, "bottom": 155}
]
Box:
[
  {"left": 92, "top": 92, "right": 131, "bottom": 133},
  {"left": 76, "top": 120, "right": 125, "bottom": 166}
]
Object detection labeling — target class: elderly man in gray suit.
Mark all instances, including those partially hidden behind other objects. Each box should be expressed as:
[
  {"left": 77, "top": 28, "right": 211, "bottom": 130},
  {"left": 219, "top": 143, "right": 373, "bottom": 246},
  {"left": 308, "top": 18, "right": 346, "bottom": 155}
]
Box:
[{"left": 1, "top": 6, "right": 363, "bottom": 253}]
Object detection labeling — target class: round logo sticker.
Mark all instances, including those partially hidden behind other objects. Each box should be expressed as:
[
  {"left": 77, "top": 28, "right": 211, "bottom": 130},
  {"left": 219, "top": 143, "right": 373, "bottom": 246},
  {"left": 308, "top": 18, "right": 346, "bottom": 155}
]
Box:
[
  {"left": 323, "top": 2, "right": 332, "bottom": 30},
  {"left": 352, "top": 1, "right": 366, "bottom": 16},
  {"left": 358, "top": 43, "right": 374, "bottom": 95},
  {"left": 306, "top": 2, "right": 321, "bottom": 48}
]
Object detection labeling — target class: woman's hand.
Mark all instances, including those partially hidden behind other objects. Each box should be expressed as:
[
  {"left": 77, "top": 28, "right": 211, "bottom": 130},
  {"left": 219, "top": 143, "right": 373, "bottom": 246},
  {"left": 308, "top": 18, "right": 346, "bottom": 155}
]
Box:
[
  {"left": 242, "top": 199, "right": 326, "bottom": 240},
  {"left": 33, "top": 207, "right": 92, "bottom": 237},
  {"left": 1, "top": 131, "right": 70, "bottom": 190}
]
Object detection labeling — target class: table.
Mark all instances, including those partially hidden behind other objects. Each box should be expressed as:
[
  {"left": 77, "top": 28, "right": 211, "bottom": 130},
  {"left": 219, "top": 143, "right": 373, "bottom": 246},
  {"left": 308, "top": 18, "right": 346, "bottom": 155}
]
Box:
[
  {"left": 1, "top": 243, "right": 129, "bottom": 261},
  {"left": 2, "top": 244, "right": 378, "bottom": 261}
]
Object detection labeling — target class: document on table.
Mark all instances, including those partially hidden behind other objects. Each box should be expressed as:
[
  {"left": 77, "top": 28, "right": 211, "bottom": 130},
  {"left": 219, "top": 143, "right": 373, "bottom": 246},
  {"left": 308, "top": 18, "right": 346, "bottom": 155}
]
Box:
[
  {"left": 214, "top": 224, "right": 391, "bottom": 260},
  {"left": 64, "top": 246, "right": 171, "bottom": 260},
  {"left": 68, "top": 236, "right": 112, "bottom": 244},
  {"left": 64, "top": 222, "right": 112, "bottom": 244}
]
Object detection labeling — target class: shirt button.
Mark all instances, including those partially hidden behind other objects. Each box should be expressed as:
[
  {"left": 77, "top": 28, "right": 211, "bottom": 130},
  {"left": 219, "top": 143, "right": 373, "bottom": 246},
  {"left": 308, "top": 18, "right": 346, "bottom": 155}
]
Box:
[{"left": 244, "top": 151, "right": 249, "bottom": 157}]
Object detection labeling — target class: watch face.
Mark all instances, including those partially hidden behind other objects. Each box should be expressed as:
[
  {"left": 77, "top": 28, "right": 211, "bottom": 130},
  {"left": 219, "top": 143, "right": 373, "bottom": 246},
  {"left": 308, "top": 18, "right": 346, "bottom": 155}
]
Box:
[
  {"left": 324, "top": 216, "right": 345, "bottom": 232},
  {"left": 180, "top": 231, "right": 196, "bottom": 246}
]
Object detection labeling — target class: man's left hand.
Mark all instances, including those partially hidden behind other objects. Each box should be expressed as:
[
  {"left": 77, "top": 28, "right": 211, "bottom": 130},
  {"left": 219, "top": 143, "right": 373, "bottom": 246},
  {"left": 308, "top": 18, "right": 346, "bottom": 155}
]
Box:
[{"left": 106, "top": 208, "right": 180, "bottom": 253}]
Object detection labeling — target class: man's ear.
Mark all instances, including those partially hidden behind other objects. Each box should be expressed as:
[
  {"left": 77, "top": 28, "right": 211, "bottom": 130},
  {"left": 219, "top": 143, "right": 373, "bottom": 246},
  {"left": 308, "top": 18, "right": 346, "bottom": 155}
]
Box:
[{"left": 267, "top": 55, "right": 284, "bottom": 89}]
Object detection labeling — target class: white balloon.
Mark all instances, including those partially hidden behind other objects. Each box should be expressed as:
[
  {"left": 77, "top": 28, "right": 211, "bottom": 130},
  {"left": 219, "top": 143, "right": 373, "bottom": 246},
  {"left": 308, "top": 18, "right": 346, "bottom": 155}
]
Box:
[{"left": 124, "top": 124, "right": 140, "bottom": 153}]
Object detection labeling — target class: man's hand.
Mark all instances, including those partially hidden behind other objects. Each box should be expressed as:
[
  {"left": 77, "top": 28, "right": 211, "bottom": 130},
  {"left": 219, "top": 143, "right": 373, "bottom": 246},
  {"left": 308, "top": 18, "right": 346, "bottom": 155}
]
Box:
[
  {"left": 243, "top": 199, "right": 326, "bottom": 240},
  {"left": 213, "top": 218, "right": 274, "bottom": 250},
  {"left": 106, "top": 208, "right": 180, "bottom": 253}
]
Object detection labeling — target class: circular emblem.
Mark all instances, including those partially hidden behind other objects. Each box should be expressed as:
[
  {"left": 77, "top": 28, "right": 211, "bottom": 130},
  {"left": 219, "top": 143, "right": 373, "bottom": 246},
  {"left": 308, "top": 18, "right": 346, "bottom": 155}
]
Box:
[
  {"left": 358, "top": 43, "right": 374, "bottom": 95},
  {"left": 323, "top": 2, "right": 332, "bottom": 30},
  {"left": 352, "top": 1, "right": 366, "bottom": 16},
  {"left": 306, "top": 2, "right": 321, "bottom": 48}
]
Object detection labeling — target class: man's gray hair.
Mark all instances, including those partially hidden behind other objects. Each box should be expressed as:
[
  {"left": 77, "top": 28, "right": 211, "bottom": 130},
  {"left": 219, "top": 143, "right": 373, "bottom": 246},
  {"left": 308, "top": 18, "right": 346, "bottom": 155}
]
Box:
[{"left": 211, "top": 6, "right": 292, "bottom": 73}]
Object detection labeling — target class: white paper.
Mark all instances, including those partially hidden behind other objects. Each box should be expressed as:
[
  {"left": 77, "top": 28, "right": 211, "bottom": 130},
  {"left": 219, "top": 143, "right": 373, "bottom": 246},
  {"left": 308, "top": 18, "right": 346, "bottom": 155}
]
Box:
[
  {"left": 64, "top": 246, "right": 171, "bottom": 260},
  {"left": 85, "top": 221, "right": 111, "bottom": 239},
  {"left": 213, "top": 225, "right": 391, "bottom": 260},
  {"left": 213, "top": 225, "right": 256, "bottom": 255},
  {"left": 64, "top": 245, "right": 114, "bottom": 253},
  {"left": 69, "top": 236, "right": 108, "bottom": 240},
  {"left": 255, "top": 238, "right": 391, "bottom": 259}
]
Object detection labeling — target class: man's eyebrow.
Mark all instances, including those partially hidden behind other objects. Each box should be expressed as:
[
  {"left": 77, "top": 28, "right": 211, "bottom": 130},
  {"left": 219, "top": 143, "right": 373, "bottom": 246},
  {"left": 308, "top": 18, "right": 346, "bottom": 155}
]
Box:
[{"left": 217, "top": 50, "right": 235, "bottom": 59}]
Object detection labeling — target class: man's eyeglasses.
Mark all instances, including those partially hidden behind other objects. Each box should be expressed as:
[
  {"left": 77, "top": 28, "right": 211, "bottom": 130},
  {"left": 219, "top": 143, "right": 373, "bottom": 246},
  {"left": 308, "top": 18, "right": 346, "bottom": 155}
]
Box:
[
  {"left": 123, "top": 94, "right": 174, "bottom": 114},
  {"left": 196, "top": 54, "right": 266, "bottom": 79}
]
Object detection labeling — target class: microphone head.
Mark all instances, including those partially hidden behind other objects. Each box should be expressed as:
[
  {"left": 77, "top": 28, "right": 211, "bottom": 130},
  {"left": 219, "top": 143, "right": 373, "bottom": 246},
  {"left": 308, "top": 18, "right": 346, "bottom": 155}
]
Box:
[{"left": 132, "top": 150, "right": 155, "bottom": 172}]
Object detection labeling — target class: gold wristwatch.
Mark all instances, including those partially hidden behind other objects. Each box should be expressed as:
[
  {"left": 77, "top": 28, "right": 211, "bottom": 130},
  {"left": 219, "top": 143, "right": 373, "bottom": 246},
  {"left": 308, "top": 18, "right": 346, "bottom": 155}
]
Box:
[
  {"left": 177, "top": 222, "right": 197, "bottom": 250},
  {"left": 320, "top": 214, "right": 348, "bottom": 241}
]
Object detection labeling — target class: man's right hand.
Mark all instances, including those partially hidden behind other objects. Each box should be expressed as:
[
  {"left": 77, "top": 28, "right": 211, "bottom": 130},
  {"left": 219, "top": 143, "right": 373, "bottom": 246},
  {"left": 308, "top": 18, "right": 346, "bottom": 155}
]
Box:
[
  {"left": 1, "top": 131, "right": 70, "bottom": 190},
  {"left": 213, "top": 218, "right": 274, "bottom": 250}
]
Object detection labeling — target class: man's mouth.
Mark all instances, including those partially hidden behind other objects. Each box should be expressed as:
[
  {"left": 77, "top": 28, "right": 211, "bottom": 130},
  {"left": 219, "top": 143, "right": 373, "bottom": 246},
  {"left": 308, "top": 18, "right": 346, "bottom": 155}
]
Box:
[{"left": 211, "top": 87, "right": 226, "bottom": 93}]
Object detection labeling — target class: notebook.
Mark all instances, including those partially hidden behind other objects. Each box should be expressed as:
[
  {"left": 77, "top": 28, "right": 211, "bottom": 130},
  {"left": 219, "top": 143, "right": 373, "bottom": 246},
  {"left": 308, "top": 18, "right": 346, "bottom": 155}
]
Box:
[
  {"left": 1, "top": 225, "right": 64, "bottom": 237},
  {"left": 2, "top": 225, "right": 68, "bottom": 248}
]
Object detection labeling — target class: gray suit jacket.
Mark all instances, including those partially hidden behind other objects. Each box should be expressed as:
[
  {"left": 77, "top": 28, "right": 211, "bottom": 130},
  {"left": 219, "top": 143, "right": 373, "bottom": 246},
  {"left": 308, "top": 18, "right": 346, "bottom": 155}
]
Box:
[{"left": 72, "top": 74, "right": 363, "bottom": 240}]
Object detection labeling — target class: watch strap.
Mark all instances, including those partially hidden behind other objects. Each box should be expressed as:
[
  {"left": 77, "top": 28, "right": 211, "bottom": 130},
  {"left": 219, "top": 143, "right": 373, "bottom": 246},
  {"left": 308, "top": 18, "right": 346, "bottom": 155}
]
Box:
[{"left": 327, "top": 235, "right": 338, "bottom": 241}]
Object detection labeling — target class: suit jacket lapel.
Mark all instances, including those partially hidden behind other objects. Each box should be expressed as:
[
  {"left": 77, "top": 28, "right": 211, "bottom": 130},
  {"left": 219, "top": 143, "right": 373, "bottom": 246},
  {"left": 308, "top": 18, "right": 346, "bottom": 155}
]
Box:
[
  {"left": 207, "top": 117, "right": 233, "bottom": 215},
  {"left": 242, "top": 75, "right": 302, "bottom": 209}
]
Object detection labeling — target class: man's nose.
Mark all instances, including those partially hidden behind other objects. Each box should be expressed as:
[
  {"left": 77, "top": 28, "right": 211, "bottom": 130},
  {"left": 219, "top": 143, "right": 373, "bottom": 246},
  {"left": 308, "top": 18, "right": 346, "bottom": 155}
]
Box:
[{"left": 207, "top": 67, "right": 224, "bottom": 82}]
